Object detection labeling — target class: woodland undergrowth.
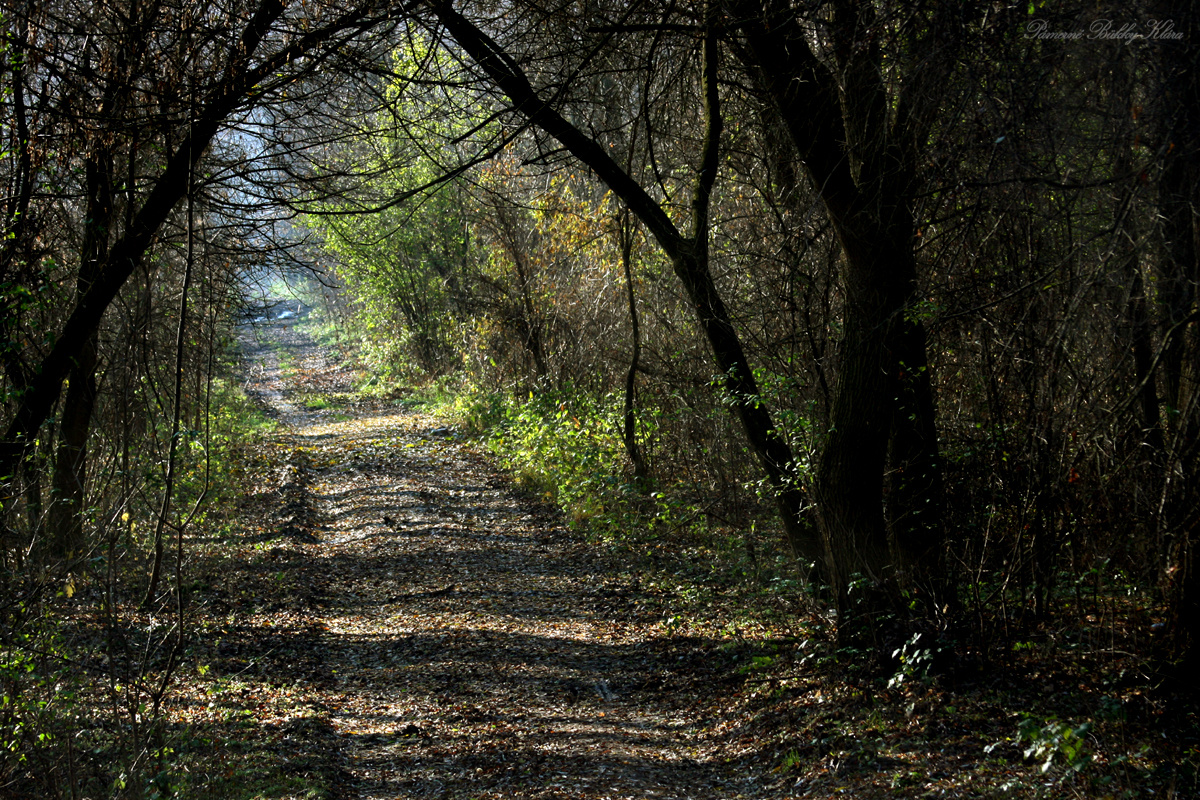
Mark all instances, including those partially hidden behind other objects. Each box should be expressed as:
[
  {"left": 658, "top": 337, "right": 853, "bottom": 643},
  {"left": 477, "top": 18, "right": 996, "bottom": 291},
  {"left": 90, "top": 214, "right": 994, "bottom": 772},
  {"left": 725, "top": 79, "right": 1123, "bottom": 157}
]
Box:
[{"left": 1, "top": 380, "right": 272, "bottom": 799}]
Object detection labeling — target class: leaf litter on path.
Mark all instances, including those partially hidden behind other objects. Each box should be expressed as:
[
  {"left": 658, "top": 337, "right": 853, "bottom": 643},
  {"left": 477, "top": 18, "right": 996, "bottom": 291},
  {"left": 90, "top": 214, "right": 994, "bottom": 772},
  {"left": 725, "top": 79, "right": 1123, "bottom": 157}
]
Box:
[
  {"left": 174, "top": 311, "right": 1189, "bottom": 800},
  {"left": 182, "top": 311, "right": 771, "bottom": 800}
]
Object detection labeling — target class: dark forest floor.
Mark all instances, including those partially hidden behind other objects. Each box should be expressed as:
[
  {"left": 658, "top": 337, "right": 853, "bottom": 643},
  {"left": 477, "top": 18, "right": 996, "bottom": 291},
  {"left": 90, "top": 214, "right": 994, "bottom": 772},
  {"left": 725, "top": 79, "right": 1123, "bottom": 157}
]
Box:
[{"left": 168, "top": 308, "right": 1198, "bottom": 799}]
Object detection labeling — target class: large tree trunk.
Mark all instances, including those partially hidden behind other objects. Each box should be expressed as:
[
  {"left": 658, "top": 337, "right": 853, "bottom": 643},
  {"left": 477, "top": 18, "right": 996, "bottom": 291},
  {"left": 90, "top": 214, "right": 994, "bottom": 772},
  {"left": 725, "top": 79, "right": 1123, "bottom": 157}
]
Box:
[
  {"left": 1107, "top": 51, "right": 1162, "bottom": 456},
  {"left": 46, "top": 154, "right": 112, "bottom": 561},
  {"left": 817, "top": 217, "right": 943, "bottom": 624},
  {"left": 733, "top": 0, "right": 949, "bottom": 631}
]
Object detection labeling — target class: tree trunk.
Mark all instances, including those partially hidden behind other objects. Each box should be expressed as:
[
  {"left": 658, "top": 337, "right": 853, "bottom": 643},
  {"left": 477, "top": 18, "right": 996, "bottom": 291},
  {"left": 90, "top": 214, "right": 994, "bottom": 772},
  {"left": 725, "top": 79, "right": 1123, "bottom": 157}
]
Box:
[
  {"left": 1157, "top": 0, "right": 1200, "bottom": 674},
  {"left": 618, "top": 211, "right": 648, "bottom": 487},
  {"left": 732, "top": 0, "right": 949, "bottom": 631},
  {"left": 1107, "top": 52, "right": 1161, "bottom": 456},
  {"left": 817, "top": 221, "right": 943, "bottom": 624},
  {"left": 45, "top": 154, "right": 112, "bottom": 561}
]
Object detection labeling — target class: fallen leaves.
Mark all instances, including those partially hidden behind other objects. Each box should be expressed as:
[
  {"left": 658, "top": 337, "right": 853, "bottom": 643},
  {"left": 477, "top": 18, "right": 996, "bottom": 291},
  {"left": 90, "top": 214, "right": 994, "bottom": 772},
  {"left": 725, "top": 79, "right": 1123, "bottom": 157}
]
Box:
[{"left": 164, "top": 319, "right": 1190, "bottom": 800}]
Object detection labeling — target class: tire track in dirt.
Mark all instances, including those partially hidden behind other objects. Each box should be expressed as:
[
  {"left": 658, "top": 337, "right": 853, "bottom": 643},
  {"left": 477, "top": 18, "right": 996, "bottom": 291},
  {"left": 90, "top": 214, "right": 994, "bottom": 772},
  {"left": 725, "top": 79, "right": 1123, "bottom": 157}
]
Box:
[{"left": 240, "top": 308, "right": 767, "bottom": 800}]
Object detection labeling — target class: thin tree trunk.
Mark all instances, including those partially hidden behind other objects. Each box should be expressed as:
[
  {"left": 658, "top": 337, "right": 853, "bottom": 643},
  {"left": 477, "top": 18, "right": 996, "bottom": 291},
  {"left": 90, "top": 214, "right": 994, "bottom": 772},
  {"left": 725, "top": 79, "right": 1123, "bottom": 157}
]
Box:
[
  {"left": 143, "top": 147, "right": 197, "bottom": 606},
  {"left": 1, "top": 6, "right": 34, "bottom": 283},
  {"left": 618, "top": 211, "right": 648, "bottom": 486}
]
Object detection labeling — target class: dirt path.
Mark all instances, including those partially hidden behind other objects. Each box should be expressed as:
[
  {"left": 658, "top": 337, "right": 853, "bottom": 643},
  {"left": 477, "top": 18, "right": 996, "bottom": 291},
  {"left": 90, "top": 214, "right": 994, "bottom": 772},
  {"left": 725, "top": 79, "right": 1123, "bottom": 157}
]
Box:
[{"left": 223, "top": 309, "right": 768, "bottom": 799}]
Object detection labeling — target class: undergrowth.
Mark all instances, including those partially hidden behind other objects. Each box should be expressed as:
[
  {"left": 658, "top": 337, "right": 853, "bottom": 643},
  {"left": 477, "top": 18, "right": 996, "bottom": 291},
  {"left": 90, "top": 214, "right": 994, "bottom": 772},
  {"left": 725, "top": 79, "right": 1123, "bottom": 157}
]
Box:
[
  {"left": 432, "top": 382, "right": 818, "bottom": 648},
  {"left": 0, "top": 377, "right": 274, "bottom": 799}
]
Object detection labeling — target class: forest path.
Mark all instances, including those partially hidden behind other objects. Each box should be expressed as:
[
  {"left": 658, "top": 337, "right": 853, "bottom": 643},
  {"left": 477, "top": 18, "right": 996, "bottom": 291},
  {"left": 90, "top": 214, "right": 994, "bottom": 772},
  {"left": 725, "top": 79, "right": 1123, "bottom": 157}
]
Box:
[{"left": 227, "top": 307, "right": 764, "bottom": 800}]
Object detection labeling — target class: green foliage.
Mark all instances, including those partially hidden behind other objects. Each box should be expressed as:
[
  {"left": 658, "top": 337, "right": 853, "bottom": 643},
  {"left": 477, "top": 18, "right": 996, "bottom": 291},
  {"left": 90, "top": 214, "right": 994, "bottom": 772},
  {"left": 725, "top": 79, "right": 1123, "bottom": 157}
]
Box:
[
  {"left": 1016, "top": 715, "right": 1094, "bottom": 776},
  {"left": 987, "top": 713, "right": 1095, "bottom": 783},
  {"left": 0, "top": 611, "right": 82, "bottom": 795},
  {"left": 448, "top": 386, "right": 510, "bottom": 434},
  {"left": 475, "top": 386, "right": 630, "bottom": 528},
  {"left": 779, "top": 748, "right": 803, "bottom": 772},
  {"left": 739, "top": 653, "right": 779, "bottom": 675},
  {"left": 295, "top": 37, "right": 495, "bottom": 381},
  {"left": 444, "top": 383, "right": 711, "bottom": 542},
  {"left": 887, "top": 632, "right": 939, "bottom": 689}
]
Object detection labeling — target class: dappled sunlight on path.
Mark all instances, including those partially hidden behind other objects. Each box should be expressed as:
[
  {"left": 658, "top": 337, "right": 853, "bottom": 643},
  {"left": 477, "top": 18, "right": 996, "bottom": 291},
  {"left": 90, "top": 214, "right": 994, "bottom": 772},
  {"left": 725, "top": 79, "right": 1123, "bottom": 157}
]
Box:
[{"left": 231, "top": 308, "right": 763, "bottom": 799}]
